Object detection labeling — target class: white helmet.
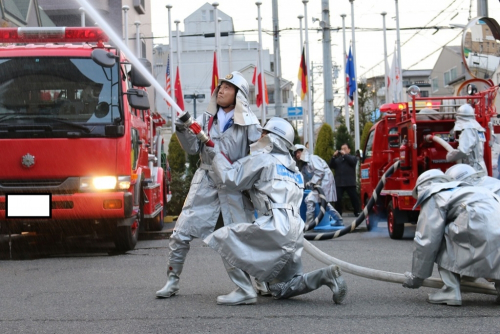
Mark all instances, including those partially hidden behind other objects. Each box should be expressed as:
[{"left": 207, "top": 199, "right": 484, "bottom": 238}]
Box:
[
  {"left": 292, "top": 144, "right": 306, "bottom": 153},
  {"left": 456, "top": 104, "right": 475, "bottom": 117},
  {"left": 412, "top": 169, "right": 452, "bottom": 199},
  {"left": 218, "top": 71, "right": 250, "bottom": 100},
  {"left": 263, "top": 117, "right": 295, "bottom": 148},
  {"left": 445, "top": 164, "right": 477, "bottom": 182}
]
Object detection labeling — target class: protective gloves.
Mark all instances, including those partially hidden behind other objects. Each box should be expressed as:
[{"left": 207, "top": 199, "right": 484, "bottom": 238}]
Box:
[{"left": 402, "top": 271, "right": 424, "bottom": 289}]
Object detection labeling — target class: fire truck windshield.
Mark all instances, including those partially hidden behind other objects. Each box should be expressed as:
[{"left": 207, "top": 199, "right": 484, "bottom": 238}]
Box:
[{"left": 0, "top": 57, "right": 120, "bottom": 138}]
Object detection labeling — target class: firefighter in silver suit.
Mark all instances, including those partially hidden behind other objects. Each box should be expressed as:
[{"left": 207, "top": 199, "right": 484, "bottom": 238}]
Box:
[
  {"left": 446, "top": 104, "right": 487, "bottom": 174},
  {"left": 204, "top": 117, "right": 347, "bottom": 305},
  {"left": 403, "top": 169, "right": 500, "bottom": 306},
  {"left": 156, "top": 72, "right": 262, "bottom": 298},
  {"left": 292, "top": 144, "right": 343, "bottom": 227}
]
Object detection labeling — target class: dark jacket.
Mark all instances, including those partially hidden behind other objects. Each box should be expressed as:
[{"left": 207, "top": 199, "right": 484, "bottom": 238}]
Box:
[{"left": 329, "top": 154, "right": 358, "bottom": 187}]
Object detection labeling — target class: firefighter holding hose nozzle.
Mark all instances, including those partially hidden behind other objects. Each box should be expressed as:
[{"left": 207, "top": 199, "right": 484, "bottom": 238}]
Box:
[
  {"left": 403, "top": 169, "right": 500, "bottom": 306},
  {"left": 446, "top": 104, "right": 487, "bottom": 174},
  {"left": 156, "top": 72, "right": 262, "bottom": 299}
]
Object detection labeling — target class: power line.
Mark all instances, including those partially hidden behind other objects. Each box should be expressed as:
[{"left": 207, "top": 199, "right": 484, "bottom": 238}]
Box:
[{"left": 407, "top": 31, "right": 461, "bottom": 69}]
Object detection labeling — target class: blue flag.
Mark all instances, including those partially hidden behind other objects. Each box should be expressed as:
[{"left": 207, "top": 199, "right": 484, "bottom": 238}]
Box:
[{"left": 345, "top": 45, "right": 356, "bottom": 105}]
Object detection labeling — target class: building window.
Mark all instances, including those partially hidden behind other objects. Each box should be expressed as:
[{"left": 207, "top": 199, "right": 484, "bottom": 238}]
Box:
[
  {"left": 432, "top": 77, "right": 439, "bottom": 92},
  {"left": 210, "top": 10, "right": 214, "bottom": 22},
  {"left": 282, "top": 89, "right": 289, "bottom": 103},
  {"left": 420, "top": 90, "right": 429, "bottom": 97},
  {"left": 268, "top": 91, "right": 274, "bottom": 104},
  {"left": 202, "top": 10, "right": 207, "bottom": 21},
  {"left": 444, "top": 67, "right": 458, "bottom": 85}
]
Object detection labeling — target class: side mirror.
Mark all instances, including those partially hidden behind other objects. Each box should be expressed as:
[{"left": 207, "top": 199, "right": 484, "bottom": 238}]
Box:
[
  {"left": 127, "top": 89, "right": 150, "bottom": 110},
  {"left": 91, "top": 49, "right": 116, "bottom": 68},
  {"left": 130, "top": 58, "right": 152, "bottom": 87}
]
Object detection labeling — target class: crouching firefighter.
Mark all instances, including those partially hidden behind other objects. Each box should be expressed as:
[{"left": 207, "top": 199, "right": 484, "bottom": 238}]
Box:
[
  {"left": 403, "top": 169, "right": 500, "bottom": 306},
  {"left": 156, "top": 72, "right": 262, "bottom": 298},
  {"left": 292, "top": 144, "right": 343, "bottom": 227},
  {"left": 204, "top": 117, "right": 347, "bottom": 305}
]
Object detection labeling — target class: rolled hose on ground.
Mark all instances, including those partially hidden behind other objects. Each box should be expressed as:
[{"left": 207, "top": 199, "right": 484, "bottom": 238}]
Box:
[
  {"left": 304, "top": 160, "right": 401, "bottom": 240},
  {"left": 302, "top": 184, "right": 328, "bottom": 232}
]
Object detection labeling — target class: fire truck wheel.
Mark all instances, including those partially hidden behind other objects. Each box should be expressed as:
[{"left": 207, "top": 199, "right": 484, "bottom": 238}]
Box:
[
  {"left": 113, "top": 218, "right": 139, "bottom": 251},
  {"left": 387, "top": 202, "right": 404, "bottom": 239}
]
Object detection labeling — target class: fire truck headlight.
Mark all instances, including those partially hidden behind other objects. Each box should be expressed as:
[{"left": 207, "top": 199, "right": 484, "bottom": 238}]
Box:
[
  {"left": 92, "top": 176, "right": 117, "bottom": 190},
  {"left": 80, "top": 176, "right": 117, "bottom": 190}
]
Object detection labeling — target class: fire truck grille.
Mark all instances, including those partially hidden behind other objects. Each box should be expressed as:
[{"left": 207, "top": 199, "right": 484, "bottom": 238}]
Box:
[{"left": 0, "top": 178, "right": 80, "bottom": 194}]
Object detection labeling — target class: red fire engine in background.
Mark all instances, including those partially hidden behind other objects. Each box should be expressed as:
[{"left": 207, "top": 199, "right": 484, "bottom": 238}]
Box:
[
  {"left": 360, "top": 84, "right": 499, "bottom": 239},
  {"left": 0, "top": 27, "right": 171, "bottom": 251}
]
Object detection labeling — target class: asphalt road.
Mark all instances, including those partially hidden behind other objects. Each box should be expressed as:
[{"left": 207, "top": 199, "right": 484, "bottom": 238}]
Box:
[{"left": 0, "top": 218, "right": 498, "bottom": 334}]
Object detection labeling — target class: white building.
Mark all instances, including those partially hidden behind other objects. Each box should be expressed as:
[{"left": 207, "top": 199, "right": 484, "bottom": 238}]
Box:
[{"left": 153, "top": 3, "right": 293, "bottom": 123}]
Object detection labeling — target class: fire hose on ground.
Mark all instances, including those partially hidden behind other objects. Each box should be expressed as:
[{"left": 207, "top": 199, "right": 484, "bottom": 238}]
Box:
[{"left": 75, "top": 0, "right": 496, "bottom": 296}]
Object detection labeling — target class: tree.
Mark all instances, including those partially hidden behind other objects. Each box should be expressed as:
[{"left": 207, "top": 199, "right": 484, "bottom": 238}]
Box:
[
  {"left": 333, "top": 124, "right": 354, "bottom": 151},
  {"left": 166, "top": 134, "right": 189, "bottom": 215},
  {"left": 167, "top": 133, "right": 186, "bottom": 173},
  {"left": 187, "top": 153, "right": 199, "bottom": 176},
  {"left": 292, "top": 122, "right": 301, "bottom": 145},
  {"left": 314, "top": 123, "right": 334, "bottom": 163},
  {"left": 348, "top": 81, "right": 374, "bottom": 141},
  {"left": 360, "top": 121, "right": 373, "bottom": 152}
]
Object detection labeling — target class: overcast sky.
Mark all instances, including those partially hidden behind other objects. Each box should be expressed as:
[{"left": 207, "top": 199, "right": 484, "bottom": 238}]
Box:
[{"left": 150, "top": 0, "right": 500, "bottom": 105}]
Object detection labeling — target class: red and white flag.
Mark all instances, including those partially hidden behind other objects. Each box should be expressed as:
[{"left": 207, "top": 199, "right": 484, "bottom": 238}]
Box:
[
  {"left": 252, "top": 57, "right": 268, "bottom": 107},
  {"left": 174, "top": 67, "right": 185, "bottom": 111}
]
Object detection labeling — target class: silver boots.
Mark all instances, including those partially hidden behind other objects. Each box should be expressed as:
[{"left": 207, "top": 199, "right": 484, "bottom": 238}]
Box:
[
  {"left": 254, "top": 279, "right": 272, "bottom": 296},
  {"left": 269, "top": 265, "right": 347, "bottom": 304},
  {"left": 428, "top": 266, "right": 462, "bottom": 306},
  {"left": 156, "top": 263, "right": 183, "bottom": 298},
  {"left": 217, "top": 260, "right": 257, "bottom": 305}
]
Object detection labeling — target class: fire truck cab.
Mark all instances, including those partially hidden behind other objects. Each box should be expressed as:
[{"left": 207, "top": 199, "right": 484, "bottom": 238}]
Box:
[{"left": 0, "top": 27, "right": 170, "bottom": 251}]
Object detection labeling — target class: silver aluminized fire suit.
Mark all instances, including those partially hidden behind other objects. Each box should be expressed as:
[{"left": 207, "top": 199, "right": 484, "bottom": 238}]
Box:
[
  {"left": 204, "top": 133, "right": 347, "bottom": 303},
  {"left": 446, "top": 107, "right": 487, "bottom": 174},
  {"left": 169, "top": 90, "right": 261, "bottom": 263},
  {"left": 410, "top": 182, "right": 500, "bottom": 282},
  {"left": 298, "top": 150, "right": 342, "bottom": 226}
]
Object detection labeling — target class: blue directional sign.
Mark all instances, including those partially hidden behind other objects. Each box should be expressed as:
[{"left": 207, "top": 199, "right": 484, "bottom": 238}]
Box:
[{"left": 287, "top": 106, "right": 303, "bottom": 120}]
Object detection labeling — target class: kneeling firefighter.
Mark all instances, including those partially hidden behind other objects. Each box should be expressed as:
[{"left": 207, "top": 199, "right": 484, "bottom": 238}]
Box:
[
  {"left": 204, "top": 117, "right": 347, "bottom": 305},
  {"left": 292, "top": 144, "right": 343, "bottom": 227},
  {"left": 403, "top": 169, "right": 500, "bottom": 306}
]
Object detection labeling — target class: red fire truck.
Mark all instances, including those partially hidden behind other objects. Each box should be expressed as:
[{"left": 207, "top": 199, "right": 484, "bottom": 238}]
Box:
[
  {"left": 0, "top": 27, "right": 170, "bottom": 251},
  {"left": 360, "top": 84, "right": 498, "bottom": 239}
]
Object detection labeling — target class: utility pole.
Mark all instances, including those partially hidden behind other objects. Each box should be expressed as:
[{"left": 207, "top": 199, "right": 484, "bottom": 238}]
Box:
[
  {"left": 272, "top": 0, "right": 282, "bottom": 117},
  {"left": 321, "top": 0, "right": 334, "bottom": 129}
]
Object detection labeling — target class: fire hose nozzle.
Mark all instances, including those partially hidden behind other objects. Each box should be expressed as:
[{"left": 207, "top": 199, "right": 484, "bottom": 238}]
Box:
[
  {"left": 178, "top": 111, "right": 215, "bottom": 147},
  {"left": 424, "top": 134, "right": 434, "bottom": 143}
]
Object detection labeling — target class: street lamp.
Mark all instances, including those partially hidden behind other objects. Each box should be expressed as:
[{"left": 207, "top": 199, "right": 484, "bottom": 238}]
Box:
[{"left": 184, "top": 92, "right": 205, "bottom": 119}]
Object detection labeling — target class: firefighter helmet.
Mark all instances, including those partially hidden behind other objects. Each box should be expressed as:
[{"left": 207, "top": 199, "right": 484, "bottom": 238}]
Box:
[
  {"left": 412, "top": 169, "right": 452, "bottom": 199},
  {"left": 456, "top": 104, "right": 475, "bottom": 117},
  {"left": 218, "top": 71, "right": 250, "bottom": 100},
  {"left": 292, "top": 144, "right": 306, "bottom": 153},
  {"left": 263, "top": 117, "right": 294, "bottom": 148},
  {"left": 445, "top": 164, "right": 478, "bottom": 183}
]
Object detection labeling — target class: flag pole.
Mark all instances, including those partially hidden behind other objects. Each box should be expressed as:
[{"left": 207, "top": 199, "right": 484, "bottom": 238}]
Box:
[
  {"left": 340, "top": 13, "right": 349, "bottom": 134},
  {"left": 166, "top": 4, "right": 175, "bottom": 133},
  {"left": 382, "top": 11, "right": 389, "bottom": 104},
  {"left": 256, "top": 1, "right": 266, "bottom": 126},
  {"left": 298, "top": 14, "right": 307, "bottom": 145},
  {"left": 213, "top": 2, "right": 220, "bottom": 74},
  {"left": 395, "top": 0, "right": 403, "bottom": 102},
  {"left": 303, "top": 0, "right": 314, "bottom": 153},
  {"left": 349, "top": 0, "right": 360, "bottom": 151}
]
